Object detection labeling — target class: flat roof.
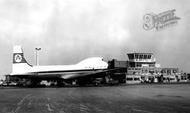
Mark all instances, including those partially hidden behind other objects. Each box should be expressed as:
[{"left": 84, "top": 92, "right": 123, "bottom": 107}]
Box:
[{"left": 127, "top": 53, "right": 153, "bottom": 55}]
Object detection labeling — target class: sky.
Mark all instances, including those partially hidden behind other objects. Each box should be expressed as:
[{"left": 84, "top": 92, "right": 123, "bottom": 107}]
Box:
[{"left": 0, "top": 0, "right": 190, "bottom": 75}]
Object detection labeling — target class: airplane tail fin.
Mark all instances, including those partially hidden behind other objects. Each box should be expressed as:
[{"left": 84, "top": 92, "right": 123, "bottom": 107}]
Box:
[{"left": 12, "top": 46, "right": 32, "bottom": 74}]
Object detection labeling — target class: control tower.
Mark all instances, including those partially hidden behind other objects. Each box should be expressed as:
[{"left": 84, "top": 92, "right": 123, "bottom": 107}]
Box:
[
  {"left": 127, "top": 53, "right": 156, "bottom": 68},
  {"left": 127, "top": 53, "right": 160, "bottom": 75}
]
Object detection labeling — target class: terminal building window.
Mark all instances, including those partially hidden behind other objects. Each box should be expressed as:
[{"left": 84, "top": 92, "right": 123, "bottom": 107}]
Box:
[
  {"left": 126, "top": 77, "right": 133, "bottom": 81},
  {"left": 144, "top": 55, "right": 147, "bottom": 59},
  {"left": 136, "top": 63, "right": 141, "bottom": 67}
]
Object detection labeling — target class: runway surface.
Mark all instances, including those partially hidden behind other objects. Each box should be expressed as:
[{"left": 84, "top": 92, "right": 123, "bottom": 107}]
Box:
[{"left": 0, "top": 84, "right": 190, "bottom": 113}]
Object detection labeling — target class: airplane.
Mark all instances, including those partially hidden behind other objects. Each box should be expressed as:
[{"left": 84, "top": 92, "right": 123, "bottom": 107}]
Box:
[{"left": 9, "top": 45, "right": 110, "bottom": 86}]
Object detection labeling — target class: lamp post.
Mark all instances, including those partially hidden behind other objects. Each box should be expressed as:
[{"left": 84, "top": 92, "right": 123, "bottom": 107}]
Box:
[{"left": 35, "top": 47, "right": 41, "bottom": 66}]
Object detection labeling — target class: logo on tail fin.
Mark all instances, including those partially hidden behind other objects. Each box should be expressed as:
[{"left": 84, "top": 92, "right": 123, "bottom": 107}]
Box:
[
  {"left": 13, "top": 53, "right": 26, "bottom": 63},
  {"left": 14, "top": 54, "right": 22, "bottom": 63}
]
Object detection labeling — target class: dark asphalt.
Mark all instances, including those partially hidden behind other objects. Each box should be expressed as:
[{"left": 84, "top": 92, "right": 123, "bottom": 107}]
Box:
[{"left": 0, "top": 84, "right": 190, "bottom": 113}]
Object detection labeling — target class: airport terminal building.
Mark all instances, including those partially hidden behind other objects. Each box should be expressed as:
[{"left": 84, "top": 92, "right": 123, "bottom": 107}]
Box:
[{"left": 108, "top": 52, "right": 188, "bottom": 84}]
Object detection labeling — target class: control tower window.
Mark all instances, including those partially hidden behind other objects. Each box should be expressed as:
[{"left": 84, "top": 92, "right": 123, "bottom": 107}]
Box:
[
  {"left": 130, "top": 54, "right": 134, "bottom": 59},
  {"left": 148, "top": 55, "right": 151, "bottom": 59},
  {"left": 135, "top": 55, "right": 137, "bottom": 59},
  {"left": 132, "top": 54, "right": 134, "bottom": 59},
  {"left": 144, "top": 55, "right": 147, "bottom": 59},
  {"left": 128, "top": 54, "right": 134, "bottom": 59}
]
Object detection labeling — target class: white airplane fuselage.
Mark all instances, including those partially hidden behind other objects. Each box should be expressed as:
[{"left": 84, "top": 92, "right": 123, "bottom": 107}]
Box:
[{"left": 11, "top": 46, "right": 108, "bottom": 80}]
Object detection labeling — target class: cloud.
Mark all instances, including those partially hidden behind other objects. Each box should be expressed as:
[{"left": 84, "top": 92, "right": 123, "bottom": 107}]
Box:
[
  {"left": 0, "top": 0, "right": 190, "bottom": 74},
  {"left": 0, "top": 0, "right": 54, "bottom": 44}
]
